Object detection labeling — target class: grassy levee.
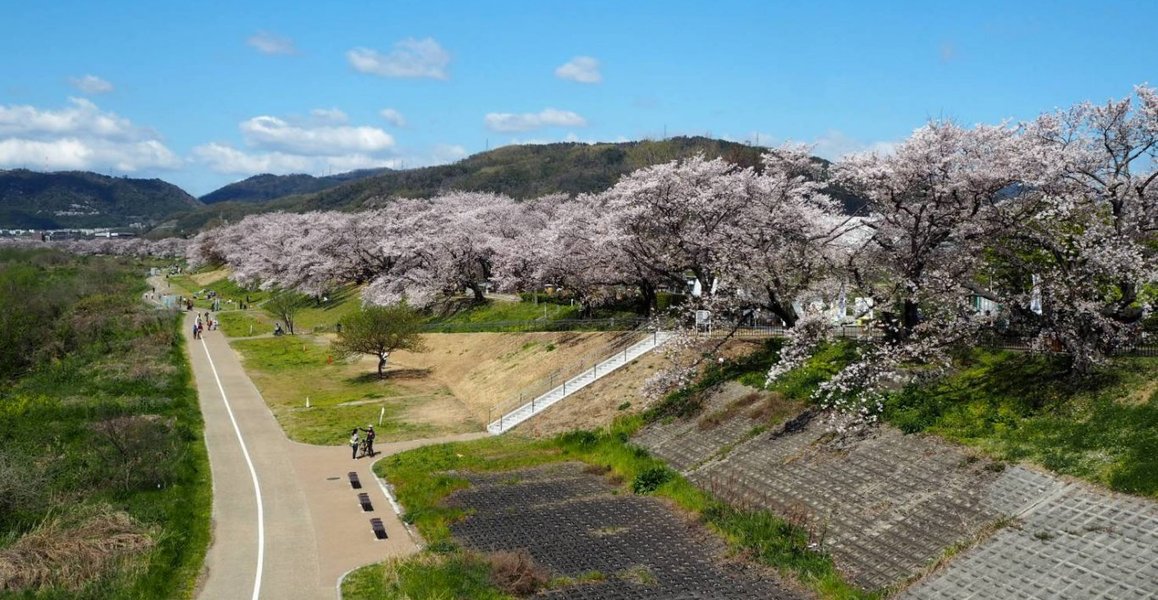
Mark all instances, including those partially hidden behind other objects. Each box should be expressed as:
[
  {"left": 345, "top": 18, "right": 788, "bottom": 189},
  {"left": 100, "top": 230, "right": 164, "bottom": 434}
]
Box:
[
  {"left": 883, "top": 349, "right": 1158, "bottom": 497},
  {"left": 172, "top": 265, "right": 649, "bottom": 338},
  {"left": 0, "top": 249, "right": 210, "bottom": 599},
  {"left": 716, "top": 338, "right": 1158, "bottom": 498},
  {"left": 344, "top": 333, "right": 1157, "bottom": 598}
]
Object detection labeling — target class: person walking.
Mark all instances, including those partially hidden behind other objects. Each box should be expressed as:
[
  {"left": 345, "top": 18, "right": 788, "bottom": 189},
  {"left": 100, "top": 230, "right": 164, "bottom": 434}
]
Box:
[{"left": 349, "top": 428, "right": 361, "bottom": 459}]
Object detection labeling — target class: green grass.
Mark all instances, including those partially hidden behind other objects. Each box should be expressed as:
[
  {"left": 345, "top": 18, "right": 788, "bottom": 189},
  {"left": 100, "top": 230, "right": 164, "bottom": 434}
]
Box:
[
  {"left": 169, "top": 272, "right": 269, "bottom": 311},
  {"left": 883, "top": 349, "right": 1158, "bottom": 497},
  {"left": 434, "top": 298, "right": 581, "bottom": 324},
  {"left": 229, "top": 335, "right": 477, "bottom": 444},
  {"left": 359, "top": 418, "right": 869, "bottom": 600},
  {"left": 0, "top": 252, "right": 210, "bottom": 599},
  {"left": 290, "top": 285, "right": 363, "bottom": 332},
  {"left": 217, "top": 309, "right": 274, "bottom": 337},
  {"left": 422, "top": 298, "right": 644, "bottom": 332},
  {"left": 342, "top": 553, "right": 512, "bottom": 600}
]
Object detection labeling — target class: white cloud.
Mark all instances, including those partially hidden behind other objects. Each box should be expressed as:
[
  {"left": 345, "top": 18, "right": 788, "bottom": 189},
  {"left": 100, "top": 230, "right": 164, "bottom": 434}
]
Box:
[
  {"left": 69, "top": 75, "right": 113, "bottom": 95},
  {"left": 379, "top": 108, "right": 407, "bottom": 127},
  {"left": 555, "top": 56, "right": 601, "bottom": 84},
  {"left": 347, "top": 38, "right": 450, "bottom": 79},
  {"left": 484, "top": 108, "right": 587, "bottom": 132},
  {"left": 239, "top": 115, "right": 394, "bottom": 155},
  {"left": 0, "top": 97, "right": 145, "bottom": 140},
  {"left": 309, "top": 108, "right": 348, "bottom": 125},
  {"left": 194, "top": 110, "right": 405, "bottom": 177},
  {"left": 0, "top": 98, "right": 179, "bottom": 172},
  {"left": 247, "top": 30, "right": 297, "bottom": 55},
  {"left": 810, "top": 130, "right": 897, "bottom": 160},
  {"left": 192, "top": 143, "right": 397, "bottom": 176}
]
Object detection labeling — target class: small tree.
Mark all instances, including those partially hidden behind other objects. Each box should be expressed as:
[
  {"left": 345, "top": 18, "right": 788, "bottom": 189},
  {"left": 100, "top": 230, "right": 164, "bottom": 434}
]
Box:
[
  {"left": 264, "top": 290, "right": 309, "bottom": 334},
  {"left": 333, "top": 304, "right": 428, "bottom": 378}
]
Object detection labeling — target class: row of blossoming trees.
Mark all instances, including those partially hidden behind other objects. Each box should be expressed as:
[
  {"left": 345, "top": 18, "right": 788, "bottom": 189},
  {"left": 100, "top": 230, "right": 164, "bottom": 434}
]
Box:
[{"left": 187, "top": 86, "right": 1156, "bottom": 420}]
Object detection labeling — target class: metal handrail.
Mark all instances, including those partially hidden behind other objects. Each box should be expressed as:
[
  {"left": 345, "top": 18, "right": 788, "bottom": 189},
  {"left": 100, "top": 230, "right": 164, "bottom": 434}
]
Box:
[{"left": 487, "top": 324, "right": 657, "bottom": 423}]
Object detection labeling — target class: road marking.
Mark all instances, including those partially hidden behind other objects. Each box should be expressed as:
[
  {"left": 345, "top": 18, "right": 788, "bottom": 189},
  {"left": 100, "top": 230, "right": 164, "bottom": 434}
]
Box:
[{"left": 201, "top": 334, "right": 266, "bottom": 600}]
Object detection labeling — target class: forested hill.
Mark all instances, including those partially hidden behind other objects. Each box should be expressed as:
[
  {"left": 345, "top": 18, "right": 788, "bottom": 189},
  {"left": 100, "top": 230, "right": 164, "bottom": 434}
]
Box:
[
  {"left": 0, "top": 169, "right": 202, "bottom": 229},
  {"left": 163, "top": 137, "right": 866, "bottom": 234},
  {"left": 278, "top": 136, "right": 768, "bottom": 212},
  {"left": 199, "top": 168, "right": 391, "bottom": 204}
]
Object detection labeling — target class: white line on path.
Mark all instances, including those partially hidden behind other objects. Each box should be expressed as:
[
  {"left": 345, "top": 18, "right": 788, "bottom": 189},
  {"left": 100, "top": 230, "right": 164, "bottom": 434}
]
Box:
[{"left": 200, "top": 336, "right": 266, "bottom": 600}]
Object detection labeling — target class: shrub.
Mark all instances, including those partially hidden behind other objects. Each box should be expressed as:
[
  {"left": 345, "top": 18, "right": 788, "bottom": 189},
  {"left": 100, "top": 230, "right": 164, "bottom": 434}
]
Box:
[
  {"left": 631, "top": 467, "right": 674, "bottom": 494},
  {"left": 485, "top": 549, "right": 548, "bottom": 596},
  {"left": 559, "top": 430, "right": 598, "bottom": 448}
]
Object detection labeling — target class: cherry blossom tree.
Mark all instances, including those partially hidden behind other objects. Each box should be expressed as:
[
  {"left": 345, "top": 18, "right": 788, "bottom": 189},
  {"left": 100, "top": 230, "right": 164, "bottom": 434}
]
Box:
[
  {"left": 363, "top": 192, "right": 519, "bottom": 308},
  {"left": 836, "top": 121, "right": 1020, "bottom": 339},
  {"left": 601, "top": 155, "right": 755, "bottom": 303},
  {"left": 991, "top": 85, "right": 1157, "bottom": 369}
]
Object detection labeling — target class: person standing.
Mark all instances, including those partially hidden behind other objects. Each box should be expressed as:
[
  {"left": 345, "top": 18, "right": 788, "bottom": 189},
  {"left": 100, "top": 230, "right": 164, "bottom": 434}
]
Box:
[
  {"left": 359, "top": 425, "right": 376, "bottom": 457},
  {"left": 349, "top": 428, "right": 360, "bottom": 459}
]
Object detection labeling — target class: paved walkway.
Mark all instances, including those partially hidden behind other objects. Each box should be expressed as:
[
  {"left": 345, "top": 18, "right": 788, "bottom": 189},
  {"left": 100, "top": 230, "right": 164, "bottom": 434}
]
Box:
[{"left": 185, "top": 311, "right": 486, "bottom": 600}]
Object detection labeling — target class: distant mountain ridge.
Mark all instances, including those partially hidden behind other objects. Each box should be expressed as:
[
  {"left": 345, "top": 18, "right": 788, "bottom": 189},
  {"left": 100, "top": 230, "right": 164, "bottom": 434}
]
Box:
[
  {"left": 171, "top": 137, "right": 865, "bottom": 234},
  {"left": 199, "top": 168, "right": 392, "bottom": 204},
  {"left": 0, "top": 169, "right": 201, "bottom": 229}
]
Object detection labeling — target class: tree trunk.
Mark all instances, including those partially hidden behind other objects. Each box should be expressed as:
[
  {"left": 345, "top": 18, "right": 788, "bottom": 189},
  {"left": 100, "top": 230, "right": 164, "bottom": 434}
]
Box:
[
  {"left": 638, "top": 280, "right": 657, "bottom": 314},
  {"left": 377, "top": 354, "right": 387, "bottom": 378},
  {"left": 764, "top": 288, "right": 798, "bottom": 328},
  {"left": 467, "top": 281, "right": 485, "bottom": 303},
  {"left": 902, "top": 299, "right": 920, "bottom": 337}
]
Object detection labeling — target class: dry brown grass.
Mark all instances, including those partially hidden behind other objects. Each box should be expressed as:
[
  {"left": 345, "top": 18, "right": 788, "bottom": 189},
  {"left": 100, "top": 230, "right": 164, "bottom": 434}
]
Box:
[
  {"left": 0, "top": 507, "right": 155, "bottom": 592},
  {"left": 698, "top": 391, "right": 764, "bottom": 430},
  {"left": 389, "top": 332, "right": 622, "bottom": 424},
  {"left": 485, "top": 549, "right": 549, "bottom": 596},
  {"left": 188, "top": 268, "right": 229, "bottom": 286}
]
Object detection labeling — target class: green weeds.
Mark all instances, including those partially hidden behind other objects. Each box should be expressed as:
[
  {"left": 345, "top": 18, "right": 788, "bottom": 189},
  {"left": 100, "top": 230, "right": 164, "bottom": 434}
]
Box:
[
  {"left": 0, "top": 250, "right": 210, "bottom": 599},
  {"left": 883, "top": 350, "right": 1158, "bottom": 497}
]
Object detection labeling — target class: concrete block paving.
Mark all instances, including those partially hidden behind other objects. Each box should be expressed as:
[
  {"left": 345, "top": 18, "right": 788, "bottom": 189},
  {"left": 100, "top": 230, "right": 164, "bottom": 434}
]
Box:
[
  {"left": 447, "top": 462, "right": 807, "bottom": 599},
  {"left": 902, "top": 484, "right": 1158, "bottom": 600},
  {"left": 636, "top": 399, "right": 1158, "bottom": 598}
]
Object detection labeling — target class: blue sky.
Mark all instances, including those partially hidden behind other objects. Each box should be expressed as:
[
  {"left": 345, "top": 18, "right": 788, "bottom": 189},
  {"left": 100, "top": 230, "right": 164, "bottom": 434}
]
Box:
[{"left": 0, "top": 0, "right": 1153, "bottom": 196}]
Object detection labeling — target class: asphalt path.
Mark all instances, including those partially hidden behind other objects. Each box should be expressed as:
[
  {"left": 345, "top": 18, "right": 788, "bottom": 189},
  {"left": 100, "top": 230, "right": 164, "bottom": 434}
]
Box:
[{"left": 183, "top": 310, "right": 486, "bottom": 599}]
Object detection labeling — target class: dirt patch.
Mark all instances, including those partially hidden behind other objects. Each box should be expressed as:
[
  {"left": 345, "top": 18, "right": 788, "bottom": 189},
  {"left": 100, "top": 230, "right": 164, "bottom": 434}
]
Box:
[
  {"left": 519, "top": 337, "right": 774, "bottom": 438},
  {"left": 188, "top": 268, "right": 229, "bottom": 287},
  {"left": 516, "top": 349, "right": 671, "bottom": 438},
  {"left": 1121, "top": 377, "right": 1158, "bottom": 406},
  {"left": 388, "top": 332, "right": 625, "bottom": 424},
  {"left": 399, "top": 389, "right": 478, "bottom": 430}
]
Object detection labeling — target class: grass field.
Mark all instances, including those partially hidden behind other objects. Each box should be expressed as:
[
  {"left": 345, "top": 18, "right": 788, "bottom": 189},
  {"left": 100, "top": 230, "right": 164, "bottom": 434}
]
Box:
[{"left": 230, "top": 336, "right": 480, "bottom": 445}]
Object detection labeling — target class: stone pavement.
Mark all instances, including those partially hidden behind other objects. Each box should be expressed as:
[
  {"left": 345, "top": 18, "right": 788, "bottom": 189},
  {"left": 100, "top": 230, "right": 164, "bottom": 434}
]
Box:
[
  {"left": 185, "top": 313, "right": 486, "bottom": 600},
  {"left": 635, "top": 385, "right": 1158, "bottom": 596}
]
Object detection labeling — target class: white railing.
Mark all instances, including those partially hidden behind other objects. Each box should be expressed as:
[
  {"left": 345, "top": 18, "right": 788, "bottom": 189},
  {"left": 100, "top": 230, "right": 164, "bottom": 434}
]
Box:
[{"left": 487, "top": 331, "right": 674, "bottom": 434}]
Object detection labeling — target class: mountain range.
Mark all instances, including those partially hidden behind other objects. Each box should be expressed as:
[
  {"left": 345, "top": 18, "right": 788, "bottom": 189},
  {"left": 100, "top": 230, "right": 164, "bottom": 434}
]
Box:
[{"left": 1, "top": 138, "right": 864, "bottom": 234}]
